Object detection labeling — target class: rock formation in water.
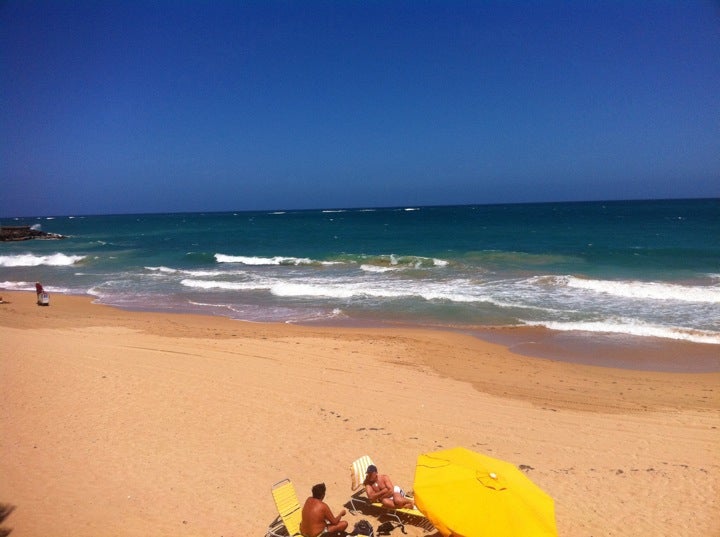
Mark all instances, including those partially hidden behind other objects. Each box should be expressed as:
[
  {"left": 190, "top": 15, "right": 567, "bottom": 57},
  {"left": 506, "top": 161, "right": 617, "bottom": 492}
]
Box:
[{"left": 0, "top": 226, "right": 65, "bottom": 241}]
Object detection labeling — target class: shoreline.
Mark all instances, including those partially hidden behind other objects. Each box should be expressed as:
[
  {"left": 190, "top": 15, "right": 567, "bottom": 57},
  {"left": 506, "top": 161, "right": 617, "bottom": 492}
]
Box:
[
  {"left": 1, "top": 290, "right": 719, "bottom": 536},
  {"left": 5, "top": 289, "right": 719, "bottom": 374},
  {"left": 3, "top": 290, "right": 718, "bottom": 413},
  {"left": 472, "top": 325, "right": 720, "bottom": 373}
]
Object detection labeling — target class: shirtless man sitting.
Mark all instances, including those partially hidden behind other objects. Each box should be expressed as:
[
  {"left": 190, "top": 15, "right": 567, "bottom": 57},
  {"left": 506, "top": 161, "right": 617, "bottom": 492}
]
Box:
[
  {"left": 300, "top": 483, "right": 348, "bottom": 537},
  {"left": 363, "top": 464, "right": 414, "bottom": 509}
]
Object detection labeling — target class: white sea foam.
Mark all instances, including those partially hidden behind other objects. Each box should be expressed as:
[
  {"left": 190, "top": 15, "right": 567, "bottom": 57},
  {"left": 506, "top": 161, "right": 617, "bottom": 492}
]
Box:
[
  {"left": 267, "top": 279, "right": 497, "bottom": 304},
  {"left": 390, "top": 254, "right": 449, "bottom": 268},
  {"left": 0, "top": 280, "right": 34, "bottom": 290},
  {"left": 524, "top": 319, "right": 720, "bottom": 345},
  {"left": 359, "top": 254, "right": 449, "bottom": 271},
  {"left": 187, "top": 300, "right": 238, "bottom": 311},
  {"left": 146, "top": 266, "right": 249, "bottom": 278},
  {"left": 283, "top": 307, "right": 349, "bottom": 324},
  {"left": 0, "top": 280, "right": 72, "bottom": 293},
  {"left": 0, "top": 253, "right": 86, "bottom": 267},
  {"left": 181, "top": 279, "right": 265, "bottom": 291},
  {"left": 146, "top": 266, "right": 178, "bottom": 274},
  {"left": 191, "top": 269, "right": 248, "bottom": 277},
  {"left": 269, "top": 282, "right": 353, "bottom": 298},
  {"left": 185, "top": 268, "right": 527, "bottom": 309},
  {"left": 215, "top": 254, "right": 317, "bottom": 265},
  {"left": 286, "top": 282, "right": 391, "bottom": 299},
  {"left": 548, "top": 275, "right": 720, "bottom": 304},
  {"left": 360, "top": 264, "right": 399, "bottom": 273}
]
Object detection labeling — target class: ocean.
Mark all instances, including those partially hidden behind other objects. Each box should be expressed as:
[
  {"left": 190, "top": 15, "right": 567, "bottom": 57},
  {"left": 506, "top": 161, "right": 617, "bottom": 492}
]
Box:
[{"left": 2, "top": 199, "right": 719, "bottom": 350}]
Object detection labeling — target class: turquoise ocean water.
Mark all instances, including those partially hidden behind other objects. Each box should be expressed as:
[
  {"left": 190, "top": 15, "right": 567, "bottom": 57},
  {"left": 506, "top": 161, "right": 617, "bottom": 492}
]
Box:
[{"left": 2, "top": 199, "right": 719, "bottom": 349}]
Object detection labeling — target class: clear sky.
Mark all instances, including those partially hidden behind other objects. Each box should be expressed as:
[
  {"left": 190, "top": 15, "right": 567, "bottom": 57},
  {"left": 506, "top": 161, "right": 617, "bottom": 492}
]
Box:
[{"left": 1, "top": 1, "right": 719, "bottom": 217}]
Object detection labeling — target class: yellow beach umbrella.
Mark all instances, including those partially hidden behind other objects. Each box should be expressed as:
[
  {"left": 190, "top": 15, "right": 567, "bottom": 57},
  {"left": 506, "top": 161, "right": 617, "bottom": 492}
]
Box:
[{"left": 413, "top": 447, "right": 557, "bottom": 537}]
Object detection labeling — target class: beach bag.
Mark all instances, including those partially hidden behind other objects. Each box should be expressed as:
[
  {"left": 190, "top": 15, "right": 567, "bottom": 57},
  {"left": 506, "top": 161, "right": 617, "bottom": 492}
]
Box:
[
  {"left": 377, "top": 520, "right": 407, "bottom": 535},
  {"left": 350, "top": 519, "right": 374, "bottom": 536}
]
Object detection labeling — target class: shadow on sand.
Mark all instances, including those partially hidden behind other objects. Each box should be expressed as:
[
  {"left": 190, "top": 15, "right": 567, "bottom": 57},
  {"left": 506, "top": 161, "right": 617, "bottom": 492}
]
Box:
[{"left": 0, "top": 503, "right": 15, "bottom": 537}]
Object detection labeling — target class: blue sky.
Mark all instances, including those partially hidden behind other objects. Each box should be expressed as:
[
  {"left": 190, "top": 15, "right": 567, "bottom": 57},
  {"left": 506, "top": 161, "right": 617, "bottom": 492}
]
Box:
[{"left": 1, "top": 1, "right": 719, "bottom": 217}]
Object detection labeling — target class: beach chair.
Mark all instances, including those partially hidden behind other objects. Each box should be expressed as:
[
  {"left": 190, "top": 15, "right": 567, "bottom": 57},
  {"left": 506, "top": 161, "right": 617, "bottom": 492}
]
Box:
[
  {"left": 349, "top": 456, "right": 429, "bottom": 530},
  {"left": 268, "top": 478, "right": 303, "bottom": 537}
]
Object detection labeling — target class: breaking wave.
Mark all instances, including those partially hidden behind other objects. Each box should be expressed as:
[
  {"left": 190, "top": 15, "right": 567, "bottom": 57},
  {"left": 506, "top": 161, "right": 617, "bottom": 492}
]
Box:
[
  {"left": 215, "top": 254, "right": 327, "bottom": 266},
  {"left": 554, "top": 275, "right": 720, "bottom": 303},
  {"left": 524, "top": 319, "right": 720, "bottom": 345},
  {"left": 0, "top": 253, "right": 86, "bottom": 267}
]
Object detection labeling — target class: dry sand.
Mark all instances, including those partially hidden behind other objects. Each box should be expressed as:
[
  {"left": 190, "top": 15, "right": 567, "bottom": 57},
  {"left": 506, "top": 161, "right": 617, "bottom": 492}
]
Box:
[{"left": 1, "top": 291, "right": 718, "bottom": 536}]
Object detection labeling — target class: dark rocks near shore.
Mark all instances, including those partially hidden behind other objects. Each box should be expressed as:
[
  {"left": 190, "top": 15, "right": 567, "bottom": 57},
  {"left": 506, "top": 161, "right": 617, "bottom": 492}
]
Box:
[{"left": 0, "top": 226, "right": 65, "bottom": 241}]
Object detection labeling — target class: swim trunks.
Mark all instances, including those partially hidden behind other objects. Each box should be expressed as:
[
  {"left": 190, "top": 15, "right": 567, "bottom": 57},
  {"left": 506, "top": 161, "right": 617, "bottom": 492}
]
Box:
[{"left": 301, "top": 527, "right": 328, "bottom": 537}]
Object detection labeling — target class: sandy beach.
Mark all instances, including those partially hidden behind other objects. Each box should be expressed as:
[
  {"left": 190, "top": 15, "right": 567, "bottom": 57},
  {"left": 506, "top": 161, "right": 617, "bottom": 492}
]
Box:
[{"left": 1, "top": 290, "right": 718, "bottom": 537}]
